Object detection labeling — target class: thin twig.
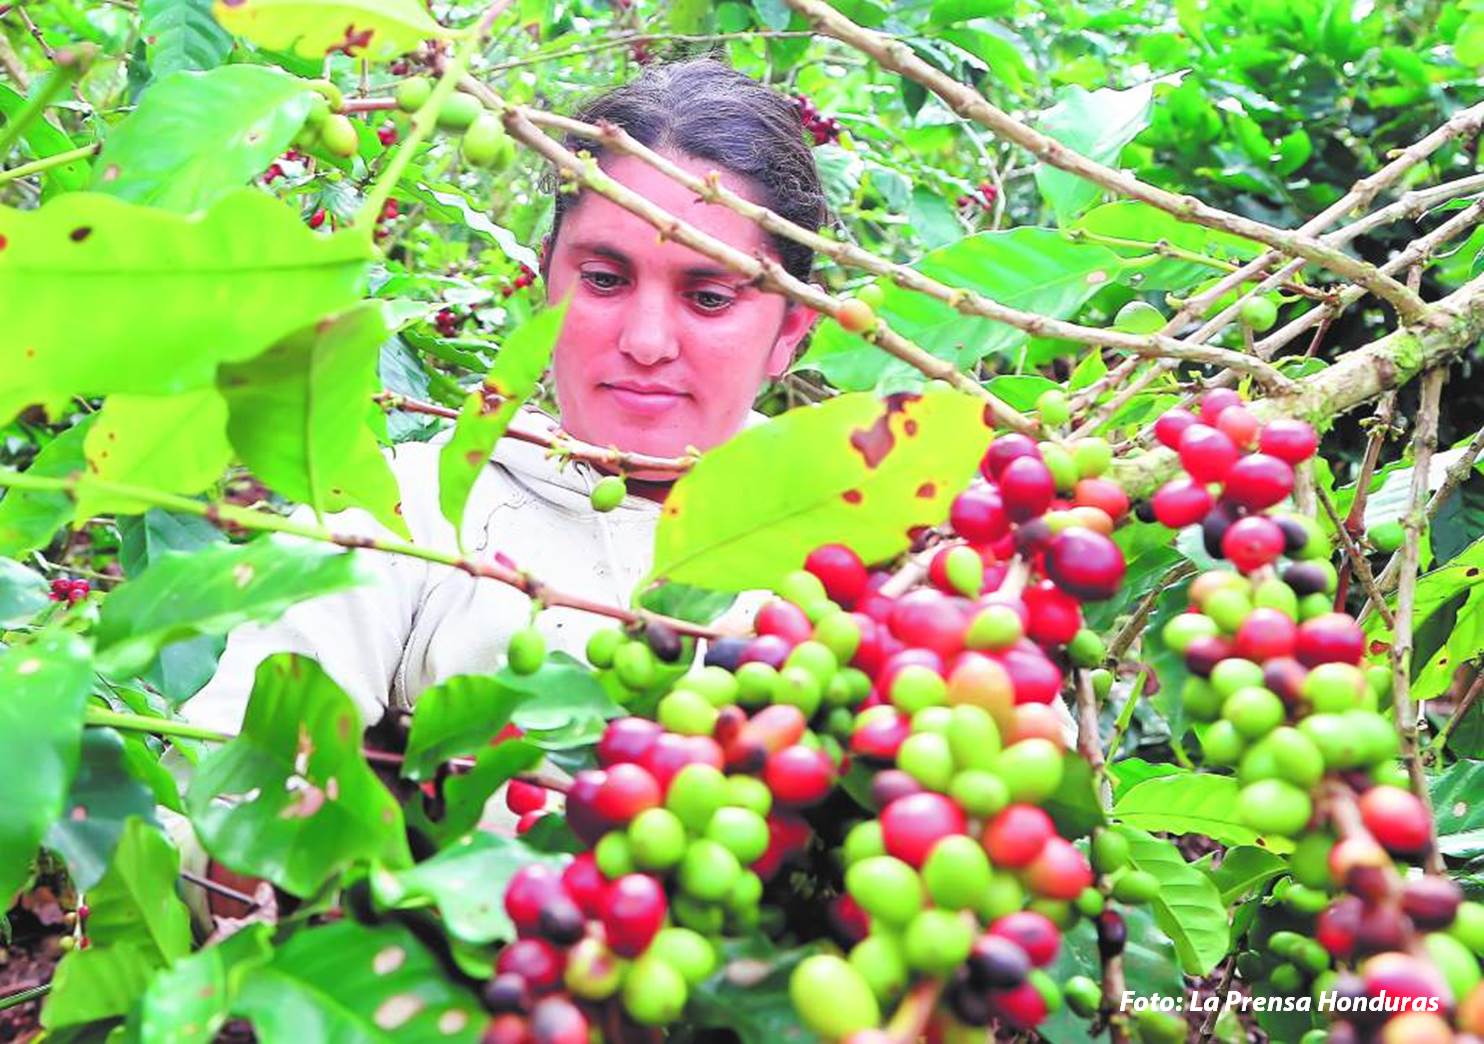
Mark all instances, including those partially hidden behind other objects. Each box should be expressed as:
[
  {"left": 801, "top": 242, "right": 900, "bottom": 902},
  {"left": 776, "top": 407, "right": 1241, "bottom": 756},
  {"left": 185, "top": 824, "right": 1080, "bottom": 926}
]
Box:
[
  {"left": 1333, "top": 393, "right": 1397, "bottom": 611},
  {"left": 1428, "top": 670, "right": 1483, "bottom": 759},
  {"left": 180, "top": 868, "right": 261, "bottom": 913},
  {"left": 1316, "top": 486, "right": 1396, "bottom": 628},
  {"left": 1107, "top": 562, "right": 1197, "bottom": 661},
  {"left": 1390, "top": 367, "right": 1446, "bottom": 875}
]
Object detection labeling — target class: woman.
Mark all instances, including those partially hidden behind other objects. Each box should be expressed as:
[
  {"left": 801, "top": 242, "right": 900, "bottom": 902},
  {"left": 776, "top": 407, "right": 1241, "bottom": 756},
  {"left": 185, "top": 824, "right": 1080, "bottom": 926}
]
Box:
[{"left": 181, "top": 57, "right": 827, "bottom": 738}]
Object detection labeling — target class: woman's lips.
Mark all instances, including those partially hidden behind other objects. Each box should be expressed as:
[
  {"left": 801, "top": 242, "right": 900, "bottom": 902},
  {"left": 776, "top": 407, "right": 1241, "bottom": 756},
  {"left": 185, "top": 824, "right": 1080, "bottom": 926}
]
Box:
[{"left": 603, "top": 384, "right": 688, "bottom": 416}]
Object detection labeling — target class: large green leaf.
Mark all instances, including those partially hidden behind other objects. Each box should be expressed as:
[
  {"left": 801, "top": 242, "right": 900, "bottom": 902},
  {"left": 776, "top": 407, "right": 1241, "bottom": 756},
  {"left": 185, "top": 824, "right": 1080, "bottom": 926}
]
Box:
[
  {"left": 83, "top": 817, "right": 193, "bottom": 966},
  {"left": 42, "top": 943, "right": 158, "bottom": 1031},
  {"left": 1114, "top": 825, "right": 1229, "bottom": 975},
  {"left": 649, "top": 389, "right": 992, "bottom": 591},
  {"left": 1432, "top": 759, "right": 1484, "bottom": 860},
  {"left": 134, "top": 924, "right": 274, "bottom": 1043},
  {"left": 74, "top": 388, "right": 234, "bottom": 519},
  {"left": 211, "top": 0, "right": 453, "bottom": 62},
  {"left": 43, "top": 729, "right": 160, "bottom": 891},
  {"left": 118, "top": 510, "right": 228, "bottom": 704},
  {"left": 372, "top": 832, "right": 564, "bottom": 945},
  {"left": 437, "top": 300, "right": 567, "bottom": 538},
  {"left": 402, "top": 674, "right": 531, "bottom": 778},
  {"left": 219, "top": 305, "right": 406, "bottom": 537},
  {"left": 1201, "top": 844, "right": 1288, "bottom": 905},
  {"left": 0, "top": 416, "right": 96, "bottom": 558},
  {"left": 0, "top": 84, "right": 91, "bottom": 196},
  {"left": 1073, "top": 201, "right": 1262, "bottom": 291},
  {"left": 185, "top": 654, "right": 412, "bottom": 896},
  {"left": 0, "top": 631, "right": 94, "bottom": 906},
  {"left": 1035, "top": 79, "right": 1172, "bottom": 225},
  {"left": 797, "top": 230, "right": 1124, "bottom": 390},
  {"left": 505, "top": 653, "right": 624, "bottom": 748},
  {"left": 230, "top": 921, "right": 483, "bottom": 1043},
  {"left": 94, "top": 536, "right": 368, "bottom": 677},
  {"left": 0, "top": 555, "right": 49, "bottom": 627},
  {"left": 0, "top": 189, "right": 373, "bottom": 424},
  {"left": 142, "top": 0, "right": 236, "bottom": 78},
  {"left": 1113, "top": 773, "right": 1294, "bottom": 852},
  {"left": 93, "top": 66, "right": 313, "bottom": 213}
]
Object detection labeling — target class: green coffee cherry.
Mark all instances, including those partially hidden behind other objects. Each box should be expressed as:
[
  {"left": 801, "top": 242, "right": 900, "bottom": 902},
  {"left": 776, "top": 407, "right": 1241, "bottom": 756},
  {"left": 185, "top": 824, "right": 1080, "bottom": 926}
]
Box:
[
  {"left": 1037, "top": 389, "right": 1071, "bottom": 427},
  {"left": 1239, "top": 296, "right": 1279, "bottom": 332},
  {"left": 395, "top": 77, "right": 433, "bottom": 113},
  {"left": 319, "top": 114, "right": 359, "bottom": 158},
  {"left": 437, "top": 92, "right": 483, "bottom": 130},
  {"left": 1113, "top": 299, "right": 1166, "bottom": 334},
  {"left": 591, "top": 475, "right": 627, "bottom": 512},
  {"left": 506, "top": 626, "right": 545, "bottom": 675}
]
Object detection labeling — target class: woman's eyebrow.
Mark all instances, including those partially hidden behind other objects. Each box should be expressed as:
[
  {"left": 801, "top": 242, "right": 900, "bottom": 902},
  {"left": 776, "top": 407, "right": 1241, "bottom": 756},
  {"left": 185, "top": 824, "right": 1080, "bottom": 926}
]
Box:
[{"left": 567, "top": 239, "right": 740, "bottom": 282}]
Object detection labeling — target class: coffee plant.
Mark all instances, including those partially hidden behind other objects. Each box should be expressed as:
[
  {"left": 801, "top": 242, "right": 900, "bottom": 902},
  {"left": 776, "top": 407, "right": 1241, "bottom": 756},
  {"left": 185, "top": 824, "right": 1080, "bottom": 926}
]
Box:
[{"left": 2, "top": 0, "right": 1484, "bottom": 1042}]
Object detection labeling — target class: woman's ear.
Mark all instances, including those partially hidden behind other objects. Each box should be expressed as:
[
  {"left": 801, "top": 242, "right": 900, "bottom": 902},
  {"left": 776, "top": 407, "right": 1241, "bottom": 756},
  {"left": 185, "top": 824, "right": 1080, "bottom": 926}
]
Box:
[
  {"left": 765, "top": 300, "right": 820, "bottom": 377},
  {"left": 538, "top": 232, "right": 553, "bottom": 282}
]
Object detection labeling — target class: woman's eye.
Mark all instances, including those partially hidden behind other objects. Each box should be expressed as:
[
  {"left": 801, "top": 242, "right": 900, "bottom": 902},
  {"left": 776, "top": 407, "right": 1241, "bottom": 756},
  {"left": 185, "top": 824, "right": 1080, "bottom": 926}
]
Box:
[
  {"left": 691, "top": 290, "right": 733, "bottom": 312},
  {"left": 582, "top": 271, "right": 624, "bottom": 291}
]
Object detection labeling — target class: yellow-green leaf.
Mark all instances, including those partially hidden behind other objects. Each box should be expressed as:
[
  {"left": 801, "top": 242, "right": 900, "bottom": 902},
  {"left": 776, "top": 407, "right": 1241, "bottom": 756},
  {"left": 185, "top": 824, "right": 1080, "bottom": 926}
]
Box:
[
  {"left": 649, "top": 389, "right": 993, "bottom": 592},
  {"left": 212, "top": 0, "right": 452, "bottom": 62}
]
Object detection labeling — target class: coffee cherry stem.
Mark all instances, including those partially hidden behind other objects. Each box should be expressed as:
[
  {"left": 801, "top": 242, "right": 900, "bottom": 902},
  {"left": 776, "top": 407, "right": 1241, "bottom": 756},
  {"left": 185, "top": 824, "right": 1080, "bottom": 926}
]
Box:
[{"left": 883, "top": 978, "right": 944, "bottom": 1042}]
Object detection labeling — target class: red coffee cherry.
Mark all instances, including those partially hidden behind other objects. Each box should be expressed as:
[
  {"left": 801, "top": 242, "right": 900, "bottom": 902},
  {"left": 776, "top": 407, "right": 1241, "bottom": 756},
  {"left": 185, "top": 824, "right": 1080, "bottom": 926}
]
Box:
[
  {"left": 1221, "top": 515, "right": 1287, "bottom": 572},
  {"left": 1259, "top": 418, "right": 1319, "bottom": 464},
  {"left": 1178, "top": 424, "right": 1240, "bottom": 484},
  {"left": 880, "top": 791, "right": 967, "bottom": 867},
  {"left": 1152, "top": 477, "right": 1214, "bottom": 529},
  {"left": 601, "top": 874, "right": 668, "bottom": 957},
  {"left": 1358, "top": 785, "right": 1432, "bottom": 855},
  {"left": 981, "top": 433, "right": 1043, "bottom": 480},
  {"left": 1198, "top": 389, "right": 1244, "bottom": 425},
  {"left": 1222, "top": 453, "right": 1295, "bottom": 511},
  {"left": 804, "top": 543, "right": 868, "bottom": 607},
  {"left": 988, "top": 910, "right": 1062, "bottom": 967},
  {"left": 1153, "top": 407, "right": 1199, "bottom": 450},
  {"left": 764, "top": 745, "right": 835, "bottom": 807},
  {"left": 1043, "top": 527, "right": 1126, "bottom": 602},
  {"left": 951, "top": 485, "right": 1010, "bottom": 543},
  {"left": 1295, "top": 613, "right": 1365, "bottom": 667},
  {"left": 999, "top": 457, "right": 1056, "bottom": 523},
  {"left": 982, "top": 804, "right": 1054, "bottom": 868}
]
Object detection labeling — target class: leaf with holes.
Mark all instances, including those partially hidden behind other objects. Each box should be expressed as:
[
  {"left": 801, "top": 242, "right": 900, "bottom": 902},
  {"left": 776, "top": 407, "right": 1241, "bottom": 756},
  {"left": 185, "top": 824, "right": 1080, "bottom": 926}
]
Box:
[
  {"left": 0, "top": 189, "right": 373, "bottom": 425},
  {"left": 219, "top": 305, "right": 407, "bottom": 538},
  {"left": 93, "top": 65, "right": 313, "bottom": 213},
  {"left": 143, "top": 0, "right": 236, "bottom": 77},
  {"left": 372, "top": 832, "right": 564, "bottom": 945},
  {"left": 95, "top": 536, "right": 368, "bottom": 677},
  {"left": 1114, "top": 825, "right": 1229, "bottom": 975},
  {"left": 0, "top": 631, "right": 93, "bottom": 907},
  {"left": 211, "top": 0, "right": 453, "bottom": 63},
  {"left": 1431, "top": 758, "right": 1484, "bottom": 860},
  {"left": 797, "top": 230, "right": 1124, "bottom": 391},
  {"left": 43, "top": 730, "right": 159, "bottom": 891},
  {"left": 649, "top": 389, "right": 992, "bottom": 591},
  {"left": 438, "top": 300, "right": 567, "bottom": 539},
  {"left": 185, "top": 654, "right": 412, "bottom": 896},
  {"left": 74, "top": 387, "right": 234, "bottom": 520},
  {"left": 230, "top": 920, "right": 483, "bottom": 1042}
]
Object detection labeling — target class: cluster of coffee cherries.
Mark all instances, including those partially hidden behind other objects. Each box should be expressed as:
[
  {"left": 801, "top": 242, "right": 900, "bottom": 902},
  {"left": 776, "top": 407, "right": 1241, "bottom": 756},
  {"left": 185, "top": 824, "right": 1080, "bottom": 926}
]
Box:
[
  {"left": 434, "top": 306, "right": 466, "bottom": 339},
  {"left": 792, "top": 93, "right": 842, "bottom": 146},
  {"left": 502, "top": 263, "right": 538, "bottom": 299},
  {"left": 956, "top": 180, "right": 999, "bottom": 211},
  {"left": 389, "top": 79, "right": 518, "bottom": 171},
  {"left": 48, "top": 576, "right": 89, "bottom": 605},
  {"left": 1146, "top": 390, "right": 1484, "bottom": 1041}
]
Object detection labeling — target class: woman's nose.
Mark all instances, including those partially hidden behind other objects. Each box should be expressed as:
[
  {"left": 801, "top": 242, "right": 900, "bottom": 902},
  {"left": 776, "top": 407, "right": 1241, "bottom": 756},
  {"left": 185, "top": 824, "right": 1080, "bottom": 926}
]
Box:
[{"left": 616, "top": 286, "right": 681, "bottom": 367}]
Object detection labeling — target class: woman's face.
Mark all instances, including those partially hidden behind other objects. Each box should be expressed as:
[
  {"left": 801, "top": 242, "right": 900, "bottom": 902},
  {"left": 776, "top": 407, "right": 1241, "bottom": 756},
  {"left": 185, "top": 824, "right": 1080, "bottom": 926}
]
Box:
[{"left": 543, "top": 152, "right": 817, "bottom": 465}]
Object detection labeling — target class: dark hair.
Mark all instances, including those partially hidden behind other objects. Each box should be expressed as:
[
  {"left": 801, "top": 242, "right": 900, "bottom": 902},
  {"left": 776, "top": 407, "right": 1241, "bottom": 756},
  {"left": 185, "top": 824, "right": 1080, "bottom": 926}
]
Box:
[{"left": 543, "top": 57, "right": 829, "bottom": 282}]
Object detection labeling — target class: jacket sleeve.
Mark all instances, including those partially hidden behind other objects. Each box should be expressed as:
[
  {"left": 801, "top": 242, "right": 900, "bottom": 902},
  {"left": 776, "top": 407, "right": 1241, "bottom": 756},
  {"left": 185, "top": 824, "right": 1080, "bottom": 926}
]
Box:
[{"left": 178, "top": 444, "right": 440, "bottom": 735}]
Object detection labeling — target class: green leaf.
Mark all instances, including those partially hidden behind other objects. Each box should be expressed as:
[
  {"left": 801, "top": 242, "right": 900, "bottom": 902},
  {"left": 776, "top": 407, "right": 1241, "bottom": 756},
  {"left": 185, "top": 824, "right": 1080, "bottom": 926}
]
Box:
[
  {"left": 649, "top": 389, "right": 992, "bottom": 591},
  {"left": 438, "top": 301, "right": 566, "bottom": 538},
  {"left": 1114, "top": 773, "right": 1294, "bottom": 853},
  {"left": 1202, "top": 844, "right": 1287, "bottom": 905},
  {"left": 505, "top": 654, "right": 623, "bottom": 746},
  {"left": 798, "top": 230, "right": 1124, "bottom": 391},
  {"left": 82, "top": 817, "right": 192, "bottom": 966},
  {"left": 94, "top": 536, "right": 367, "bottom": 677},
  {"left": 42, "top": 943, "right": 158, "bottom": 1030},
  {"left": 93, "top": 66, "right": 313, "bottom": 213},
  {"left": 1431, "top": 759, "right": 1484, "bottom": 860},
  {"left": 1039, "top": 906, "right": 1183, "bottom": 1044},
  {"left": 371, "top": 832, "right": 564, "bottom": 945},
  {"left": 212, "top": 0, "right": 454, "bottom": 62},
  {"left": 0, "top": 189, "right": 373, "bottom": 424},
  {"left": 1114, "top": 825, "right": 1228, "bottom": 975},
  {"left": 403, "top": 674, "right": 531, "bottom": 778},
  {"left": 637, "top": 582, "right": 738, "bottom": 625},
  {"left": 218, "top": 305, "right": 407, "bottom": 537},
  {"left": 0, "top": 555, "right": 49, "bottom": 627},
  {"left": 75, "top": 388, "right": 233, "bottom": 519},
  {"left": 0, "top": 630, "right": 94, "bottom": 906},
  {"left": 118, "top": 510, "right": 228, "bottom": 704},
  {"left": 230, "top": 921, "right": 483, "bottom": 1043},
  {"left": 185, "top": 654, "right": 412, "bottom": 896},
  {"left": 0, "top": 85, "right": 91, "bottom": 196},
  {"left": 0, "top": 416, "right": 96, "bottom": 558},
  {"left": 686, "top": 939, "right": 825, "bottom": 1044},
  {"left": 1074, "top": 201, "right": 1262, "bottom": 291},
  {"left": 142, "top": 0, "right": 235, "bottom": 77},
  {"left": 43, "top": 730, "right": 159, "bottom": 891},
  {"left": 134, "top": 924, "right": 274, "bottom": 1043},
  {"left": 1043, "top": 753, "right": 1106, "bottom": 839},
  {"left": 1036, "top": 79, "right": 1174, "bottom": 225}
]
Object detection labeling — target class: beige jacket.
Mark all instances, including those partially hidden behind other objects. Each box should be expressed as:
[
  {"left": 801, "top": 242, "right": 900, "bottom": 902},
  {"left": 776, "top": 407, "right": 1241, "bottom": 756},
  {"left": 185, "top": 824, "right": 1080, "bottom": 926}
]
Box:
[{"left": 182, "top": 409, "right": 678, "bottom": 735}]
